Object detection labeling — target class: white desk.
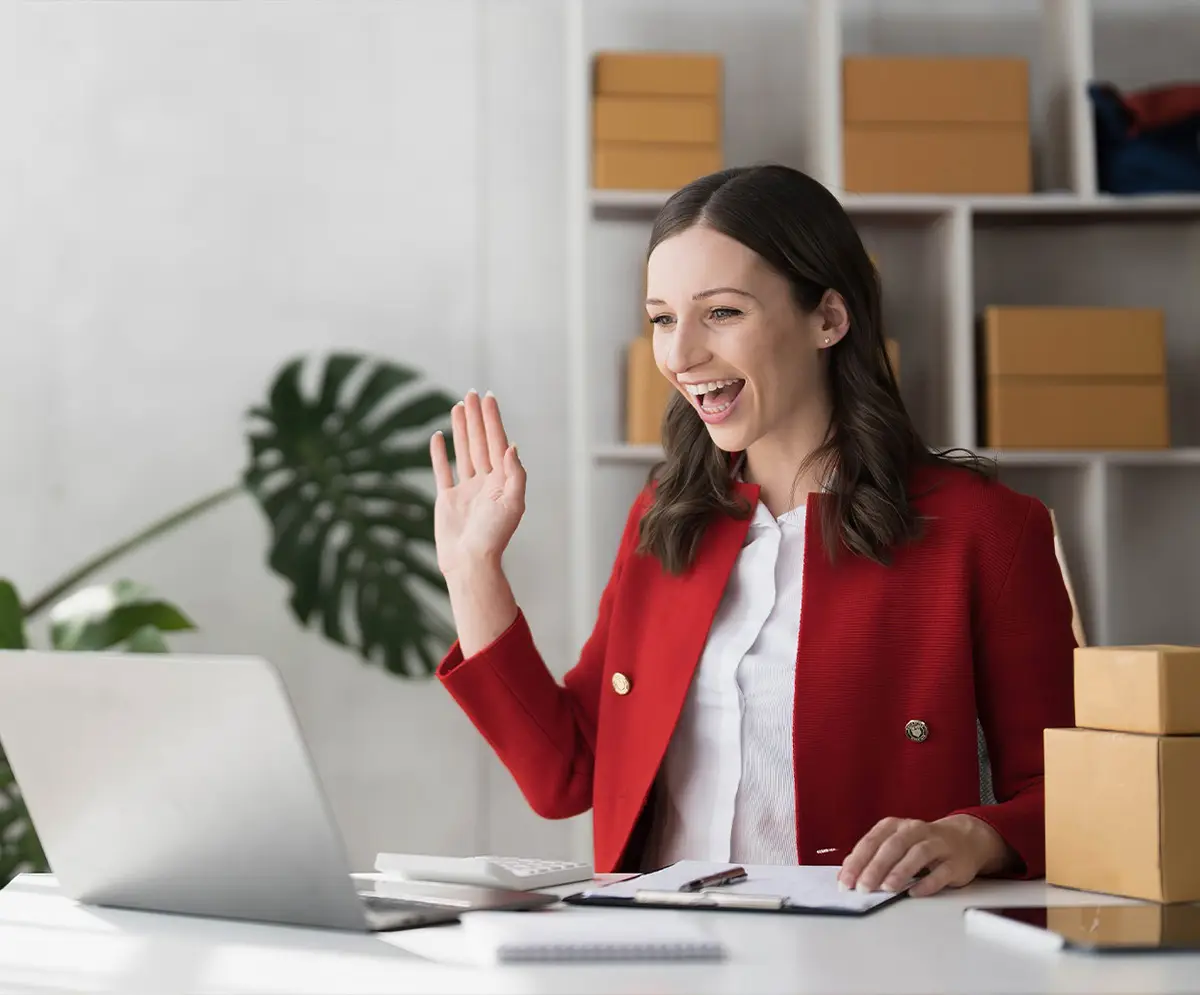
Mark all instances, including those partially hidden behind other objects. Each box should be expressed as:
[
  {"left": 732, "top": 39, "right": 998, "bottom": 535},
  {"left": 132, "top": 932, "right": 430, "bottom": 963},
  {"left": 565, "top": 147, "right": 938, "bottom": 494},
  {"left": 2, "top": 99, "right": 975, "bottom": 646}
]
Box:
[{"left": 2, "top": 873, "right": 1199, "bottom": 995}]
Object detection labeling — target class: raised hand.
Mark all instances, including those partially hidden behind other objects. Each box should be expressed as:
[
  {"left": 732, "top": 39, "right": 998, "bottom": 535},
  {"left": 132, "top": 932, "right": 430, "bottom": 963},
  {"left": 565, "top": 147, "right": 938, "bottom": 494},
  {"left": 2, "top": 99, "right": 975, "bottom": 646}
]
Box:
[{"left": 430, "top": 390, "right": 526, "bottom": 578}]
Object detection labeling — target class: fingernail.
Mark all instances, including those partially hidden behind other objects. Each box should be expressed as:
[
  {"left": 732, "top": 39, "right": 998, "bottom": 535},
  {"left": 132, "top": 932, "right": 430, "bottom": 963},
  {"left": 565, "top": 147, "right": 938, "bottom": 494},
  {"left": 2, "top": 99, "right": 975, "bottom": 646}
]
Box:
[
  {"left": 484, "top": 389, "right": 495, "bottom": 398},
  {"left": 856, "top": 881, "right": 871, "bottom": 894},
  {"left": 837, "top": 879, "right": 849, "bottom": 893},
  {"left": 468, "top": 388, "right": 478, "bottom": 395},
  {"left": 881, "top": 882, "right": 897, "bottom": 894}
]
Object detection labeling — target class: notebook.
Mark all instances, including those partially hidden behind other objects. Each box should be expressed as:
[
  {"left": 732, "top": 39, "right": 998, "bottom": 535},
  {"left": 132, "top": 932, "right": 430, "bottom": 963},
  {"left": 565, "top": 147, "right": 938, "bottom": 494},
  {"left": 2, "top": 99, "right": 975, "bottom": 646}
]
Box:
[
  {"left": 458, "top": 909, "right": 726, "bottom": 963},
  {"left": 566, "top": 861, "right": 903, "bottom": 916}
]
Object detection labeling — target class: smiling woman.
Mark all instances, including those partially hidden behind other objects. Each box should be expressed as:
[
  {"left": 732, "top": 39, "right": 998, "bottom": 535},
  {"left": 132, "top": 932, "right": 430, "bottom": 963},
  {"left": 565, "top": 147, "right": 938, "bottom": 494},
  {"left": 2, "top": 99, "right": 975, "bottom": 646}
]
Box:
[{"left": 430, "top": 164, "right": 1076, "bottom": 900}]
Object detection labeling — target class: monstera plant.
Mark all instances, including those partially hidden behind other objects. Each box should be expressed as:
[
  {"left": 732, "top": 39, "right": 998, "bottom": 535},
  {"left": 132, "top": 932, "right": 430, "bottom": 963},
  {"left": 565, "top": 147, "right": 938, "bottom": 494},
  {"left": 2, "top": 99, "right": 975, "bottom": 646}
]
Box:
[{"left": 0, "top": 351, "right": 456, "bottom": 883}]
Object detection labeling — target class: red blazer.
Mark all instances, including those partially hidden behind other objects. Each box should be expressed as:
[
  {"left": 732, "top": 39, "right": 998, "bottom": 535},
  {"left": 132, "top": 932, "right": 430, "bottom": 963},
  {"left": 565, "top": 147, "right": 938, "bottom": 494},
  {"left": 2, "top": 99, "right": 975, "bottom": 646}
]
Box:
[{"left": 438, "top": 463, "right": 1077, "bottom": 876}]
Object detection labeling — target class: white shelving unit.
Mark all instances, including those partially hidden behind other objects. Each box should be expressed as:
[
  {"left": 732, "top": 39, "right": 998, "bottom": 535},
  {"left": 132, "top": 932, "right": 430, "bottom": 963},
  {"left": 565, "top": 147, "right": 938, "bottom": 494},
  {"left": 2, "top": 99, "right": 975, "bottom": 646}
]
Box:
[{"left": 564, "top": 0, "right": 1200, "bottom": 772}]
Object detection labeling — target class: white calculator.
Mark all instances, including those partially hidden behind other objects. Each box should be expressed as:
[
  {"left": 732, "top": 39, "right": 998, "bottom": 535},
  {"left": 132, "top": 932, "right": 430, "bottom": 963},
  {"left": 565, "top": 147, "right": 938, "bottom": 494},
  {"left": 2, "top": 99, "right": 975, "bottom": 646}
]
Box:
[{"left": 373, "top": 852, "right": 595, "bottom": 891}]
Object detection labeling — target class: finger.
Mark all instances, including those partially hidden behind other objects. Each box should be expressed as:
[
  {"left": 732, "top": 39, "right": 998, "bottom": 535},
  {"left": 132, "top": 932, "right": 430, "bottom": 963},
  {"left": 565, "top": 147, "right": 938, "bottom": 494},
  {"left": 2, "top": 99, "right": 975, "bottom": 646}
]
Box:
[
  {"left": 907, "top": 860, "right": 956, "bottom": 898},
  {"left": 463, "top": 389, "right": 492, "bottom": 475},
  {"left": 481, "top": 391, "right": 509, "bottom": 471},
  {"left": 839, "top": 818, "right": 902, "bottom": 887},
  {"left": 450, "top": 402, "right": 473, "bottom": 479},
  {"left": 856, "top": 825, "right": 928, "bottom": 893},
  {"left": 881, "top": 838, "right": 947, "bottom": 893},
  {"left": 503, "top": 445, "right": 526, "bottom": 505},
  {"left": 430, "top": 431, "right": 454, "bottom": 490}
]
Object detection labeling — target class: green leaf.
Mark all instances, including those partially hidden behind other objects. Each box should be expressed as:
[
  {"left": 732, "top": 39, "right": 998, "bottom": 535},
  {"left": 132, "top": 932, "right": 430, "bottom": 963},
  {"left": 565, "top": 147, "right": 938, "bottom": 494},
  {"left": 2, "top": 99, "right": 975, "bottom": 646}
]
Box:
[
  {"left": 243, "top": 353, "right": 455, "bottom": 678},
  {"left": 0, "top": 753, "right": 48, "bottom": 885},
  {"left": 0, "top": 580, "right": 26, "bottom": 650},
  {"left": 124, "top": 625, "right": 171, "bottom": 653},
  {"left": 49, "top": 580, "right": 194, "bottom": 652}
]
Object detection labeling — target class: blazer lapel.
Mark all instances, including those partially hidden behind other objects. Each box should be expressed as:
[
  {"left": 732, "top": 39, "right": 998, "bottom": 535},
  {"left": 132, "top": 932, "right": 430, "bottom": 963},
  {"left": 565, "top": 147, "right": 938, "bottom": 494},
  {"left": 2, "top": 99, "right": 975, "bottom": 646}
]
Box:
[{"left": 638, "top": 481, "right": 759, "bottom": 763}]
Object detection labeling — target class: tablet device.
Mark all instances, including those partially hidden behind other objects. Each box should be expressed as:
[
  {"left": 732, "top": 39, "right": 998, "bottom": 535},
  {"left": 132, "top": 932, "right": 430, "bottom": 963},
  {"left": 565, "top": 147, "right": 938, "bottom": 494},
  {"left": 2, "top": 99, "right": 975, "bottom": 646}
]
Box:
[{"left": 965, "top": 904, "right": 1200, "bottom": 952}]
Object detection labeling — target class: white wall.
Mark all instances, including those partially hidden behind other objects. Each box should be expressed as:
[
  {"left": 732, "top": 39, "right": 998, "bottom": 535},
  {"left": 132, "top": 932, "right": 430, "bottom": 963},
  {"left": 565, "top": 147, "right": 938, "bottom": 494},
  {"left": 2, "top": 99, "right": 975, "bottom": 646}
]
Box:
[
  {"left": 0, "top": 0, "right": 577, "bottom": 869},
  {"left": 1, "top": 0, "right": 1194, "bottom": 871}
]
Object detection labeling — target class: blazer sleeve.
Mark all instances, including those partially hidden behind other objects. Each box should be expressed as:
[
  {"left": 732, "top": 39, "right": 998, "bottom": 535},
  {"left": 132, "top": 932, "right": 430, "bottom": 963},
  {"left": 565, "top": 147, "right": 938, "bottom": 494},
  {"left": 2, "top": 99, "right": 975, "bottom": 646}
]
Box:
[
  {"left": 436, "top": 489, "right": 651, "bottom": 821},
  {"left": 951, "top": 495, "right": 1077, "bottom": 878}
]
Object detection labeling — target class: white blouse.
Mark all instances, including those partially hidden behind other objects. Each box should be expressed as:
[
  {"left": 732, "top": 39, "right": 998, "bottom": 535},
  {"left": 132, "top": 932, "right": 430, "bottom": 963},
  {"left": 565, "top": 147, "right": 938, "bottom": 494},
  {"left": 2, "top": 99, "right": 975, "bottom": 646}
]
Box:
[{"left": 645, "top": 497, "right": 806, "bottom": 867}]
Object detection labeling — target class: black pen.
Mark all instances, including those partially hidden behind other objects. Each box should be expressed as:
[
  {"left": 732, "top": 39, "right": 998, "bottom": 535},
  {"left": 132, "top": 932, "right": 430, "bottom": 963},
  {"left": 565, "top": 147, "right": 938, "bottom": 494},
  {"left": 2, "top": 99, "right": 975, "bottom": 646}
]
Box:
[{"left": 678, "top": 866, "right": 748, "bottom": 892}]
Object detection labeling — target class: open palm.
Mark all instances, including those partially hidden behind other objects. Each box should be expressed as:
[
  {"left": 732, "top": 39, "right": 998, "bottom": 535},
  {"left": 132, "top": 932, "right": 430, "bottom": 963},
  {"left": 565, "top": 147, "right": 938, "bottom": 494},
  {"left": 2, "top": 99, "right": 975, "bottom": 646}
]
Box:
[{"left": 430, "top": 390, "right": 526, "bottom": 576}]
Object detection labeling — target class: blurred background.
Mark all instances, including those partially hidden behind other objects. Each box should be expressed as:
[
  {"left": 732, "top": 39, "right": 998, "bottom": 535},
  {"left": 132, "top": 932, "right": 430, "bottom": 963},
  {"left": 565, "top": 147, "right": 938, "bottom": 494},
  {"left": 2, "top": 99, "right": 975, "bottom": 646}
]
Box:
[{"left": 1, "top": 0, "right": 1197, "bottom": 880}]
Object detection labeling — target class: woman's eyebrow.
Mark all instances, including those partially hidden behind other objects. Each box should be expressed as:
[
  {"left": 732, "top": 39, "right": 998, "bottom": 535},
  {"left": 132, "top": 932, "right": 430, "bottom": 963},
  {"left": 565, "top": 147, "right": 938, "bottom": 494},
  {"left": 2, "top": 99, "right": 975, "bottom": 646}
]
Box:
[{"left": 645, "top": 287, "right": 759, "bottom": 306}]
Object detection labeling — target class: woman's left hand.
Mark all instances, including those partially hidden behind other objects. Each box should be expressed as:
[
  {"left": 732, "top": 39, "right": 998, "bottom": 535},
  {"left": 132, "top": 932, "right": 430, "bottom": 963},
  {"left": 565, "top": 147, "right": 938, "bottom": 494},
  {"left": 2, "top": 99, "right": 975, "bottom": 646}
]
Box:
[{"left": 837, "top": 815, "right": 1012, "bottom": 898}]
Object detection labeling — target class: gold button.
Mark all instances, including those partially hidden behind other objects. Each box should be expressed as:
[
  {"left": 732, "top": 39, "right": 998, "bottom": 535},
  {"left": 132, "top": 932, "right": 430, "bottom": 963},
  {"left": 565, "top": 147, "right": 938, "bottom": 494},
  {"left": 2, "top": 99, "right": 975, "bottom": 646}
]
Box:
[
  {"left": 611, "top": 672, "right": 631, "bottom": 695},
  {"left": 905, "top": 719, "right": 929, "bottom": 743}
]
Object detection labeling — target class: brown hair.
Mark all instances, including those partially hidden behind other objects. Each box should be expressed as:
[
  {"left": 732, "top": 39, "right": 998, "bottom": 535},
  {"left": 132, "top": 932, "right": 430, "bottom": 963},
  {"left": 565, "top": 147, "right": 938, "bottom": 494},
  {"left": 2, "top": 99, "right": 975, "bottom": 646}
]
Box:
[{"left": 637, "top": 164, "right": 986, "bottom": 574}]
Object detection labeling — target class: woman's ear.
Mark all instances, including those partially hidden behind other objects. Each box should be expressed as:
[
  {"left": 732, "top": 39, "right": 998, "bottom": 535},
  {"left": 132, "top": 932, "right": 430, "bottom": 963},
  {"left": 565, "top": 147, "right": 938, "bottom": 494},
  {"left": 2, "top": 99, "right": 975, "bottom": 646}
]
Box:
[{"left": 814, "top": 289, "right": 851, "bottom": 348}]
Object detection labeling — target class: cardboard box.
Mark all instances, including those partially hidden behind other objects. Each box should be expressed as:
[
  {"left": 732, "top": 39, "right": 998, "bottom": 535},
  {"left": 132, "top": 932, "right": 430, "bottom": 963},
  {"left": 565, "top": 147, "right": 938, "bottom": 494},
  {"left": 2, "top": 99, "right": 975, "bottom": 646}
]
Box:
[
  {"left": 985, "top": 381, "right": 1170, "bottom": 449},
  {"left": 1074, "top": 646, "right": 1200, "bottom": 735},
  {"left": 983, "top": 307, "right": 1166, "bottom": 377},
  {"left": 1045, "top": 904, "right": 1200, "bottom": 946},
  {"left": 843, "top": 125, "right": 1030, "bottom": 194},
  {"left": 885, "top": 337, "right": 900, "bottom": 383},
  {"left": 594, "top": 143, "right": 722, "bottom": 190},
  {"left": 625, "top": 336, "right": 674, "bottom": 445},
  {"left": 843, "top": 57, "right": 1028, "bottom": 124},
  {"left": 1045, "top": 727, "right": 1200, "bottom": 903},
  {"left": 593, "top": 96, "right": 720, "bottom": 145},
  {"left": 981, "top": 306, "right": 1170, "bottom": 448},
  {"left": 841, "top": 56, "right": 1030, "bottom": 194},
  {"left": 594, "top": 52, "right": 721, "bottom": 97}
]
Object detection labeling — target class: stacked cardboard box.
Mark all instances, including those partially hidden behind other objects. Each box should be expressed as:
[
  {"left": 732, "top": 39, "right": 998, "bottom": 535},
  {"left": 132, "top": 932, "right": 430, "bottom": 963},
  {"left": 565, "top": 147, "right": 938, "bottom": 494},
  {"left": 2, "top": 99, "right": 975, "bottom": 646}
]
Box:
[
  {"left": 593, "top": 52, "right": 723, "bottom": 190},
  {"left": 1046, "top": 646, "right": 1200, "bottom": 902},
  {"left": 625, "top": 336, "right": 674, "bottom": 445},
  {"left": 980, "top": 306, "right": 1170, "bottom": 449},
  {"left": 842, "top": 56, "right": 1031, "bottom": 194}
]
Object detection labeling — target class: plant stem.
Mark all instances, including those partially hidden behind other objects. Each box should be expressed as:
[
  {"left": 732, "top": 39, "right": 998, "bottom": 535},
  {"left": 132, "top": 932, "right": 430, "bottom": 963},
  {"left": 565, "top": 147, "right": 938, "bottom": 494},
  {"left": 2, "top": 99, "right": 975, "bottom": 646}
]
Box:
[{"left": 22, "top": 483, "right": 245, "bottom": 619}]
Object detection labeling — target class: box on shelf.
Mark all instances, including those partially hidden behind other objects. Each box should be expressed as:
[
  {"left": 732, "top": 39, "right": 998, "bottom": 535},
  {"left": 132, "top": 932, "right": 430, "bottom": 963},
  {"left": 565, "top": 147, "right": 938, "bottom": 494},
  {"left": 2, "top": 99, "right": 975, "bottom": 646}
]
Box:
[
  {"left": 625, "top": 336, "right": 674, "bottom": 445},
  {"left": 980, "top": 306, "right": 1170, "bottom": 448},
  {"left": 1045, "top": 727, "right": 1200, "bottom": 903},
  {"left": 841, "top": 56, "right": 1030, "bottom": 194},
  {"left": 1074, "top": 645, "right": 1200, "bottom": 736},
  {"left": 592, "top": 52, "right": 723, "bottom": 190}
]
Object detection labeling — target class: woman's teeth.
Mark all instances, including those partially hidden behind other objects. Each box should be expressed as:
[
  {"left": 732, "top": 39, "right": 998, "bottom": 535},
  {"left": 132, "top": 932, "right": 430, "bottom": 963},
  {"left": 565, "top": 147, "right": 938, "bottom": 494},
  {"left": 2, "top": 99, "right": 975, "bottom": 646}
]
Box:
[{"left": 684, "top": 378, "right": 744, "bottom": 412}]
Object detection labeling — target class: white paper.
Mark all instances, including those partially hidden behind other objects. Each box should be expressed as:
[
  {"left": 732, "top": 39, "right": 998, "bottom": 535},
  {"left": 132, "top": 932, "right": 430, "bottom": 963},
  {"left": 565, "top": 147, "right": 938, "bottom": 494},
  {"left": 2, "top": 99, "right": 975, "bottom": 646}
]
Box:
[{"left": 579, "top": 861, "right": 895, "bottom": 913}]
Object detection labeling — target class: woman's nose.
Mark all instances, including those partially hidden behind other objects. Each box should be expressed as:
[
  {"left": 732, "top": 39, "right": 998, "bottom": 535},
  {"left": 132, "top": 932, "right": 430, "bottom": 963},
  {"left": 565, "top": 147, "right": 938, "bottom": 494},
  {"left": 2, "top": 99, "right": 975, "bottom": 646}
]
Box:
[{"left": 665, "top": 317, "right": 710, "bottom": 375}]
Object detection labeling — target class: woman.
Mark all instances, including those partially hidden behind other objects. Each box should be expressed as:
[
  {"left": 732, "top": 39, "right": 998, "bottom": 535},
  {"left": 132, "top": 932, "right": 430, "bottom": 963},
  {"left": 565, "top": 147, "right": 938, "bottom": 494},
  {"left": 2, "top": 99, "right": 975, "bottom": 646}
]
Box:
[{"left": 429, "top": 164, "right": 1076, "bottom": 897}]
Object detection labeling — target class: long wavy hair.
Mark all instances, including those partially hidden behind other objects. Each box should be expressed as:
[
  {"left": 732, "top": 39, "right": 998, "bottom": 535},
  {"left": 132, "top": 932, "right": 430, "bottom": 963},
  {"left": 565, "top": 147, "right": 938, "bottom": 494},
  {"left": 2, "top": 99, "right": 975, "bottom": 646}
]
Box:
[{"left": 637, "top": 164, "right": 986, "bottom": 574}]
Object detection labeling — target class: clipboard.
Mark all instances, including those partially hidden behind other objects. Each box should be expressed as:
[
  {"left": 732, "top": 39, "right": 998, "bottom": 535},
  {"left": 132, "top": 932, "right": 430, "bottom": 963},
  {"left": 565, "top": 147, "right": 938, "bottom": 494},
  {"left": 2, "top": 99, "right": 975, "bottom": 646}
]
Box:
[{"left": 563, "top": 861, "right": 906, "bottom": 917}]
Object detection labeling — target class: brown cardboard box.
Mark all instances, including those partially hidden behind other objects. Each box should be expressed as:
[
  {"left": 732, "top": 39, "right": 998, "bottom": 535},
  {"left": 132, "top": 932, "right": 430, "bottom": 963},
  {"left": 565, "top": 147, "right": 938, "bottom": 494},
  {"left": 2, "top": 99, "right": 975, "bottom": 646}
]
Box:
[
  {"left": 841, "top": 56, "right": 1030, "bottom": 194},
  {"left": 885, "top": 338, "right": 900, "bottom": 383},
  {"left": 843, "top": 57, "right": 1028, "bottom": 124},
  {"left": 594, "top": 52, "right": 721, "bottom": 97},
  {"left": 984, "top": 307, "right": 1166, "bottom": 377},
  {"left": 625, "top": 336, "right": 674, "bottom": 445},
  {"left": 981, "top": 306, "right": 1170, "bottom": 448},
  {"left": 843, "top": 126, "right": 1031, "bottom": 195},
  {"left": 593, "top": 96, "right": 721, "bottom": 144},
  {"left": 985, "top": 382, "right": 1170, "bottom": 448},
  {"left": 595, "top": 143, "right": 722, "bottom": 191},
  {"left": 1074, "top": 646, "right": 1200, "bottom": 735},
  {"left": 1045, "top": 904, "right": 1200, "bottom": 946},
  {"left": 1045, "top": 727, "right": 1200, "bottom": 903}
]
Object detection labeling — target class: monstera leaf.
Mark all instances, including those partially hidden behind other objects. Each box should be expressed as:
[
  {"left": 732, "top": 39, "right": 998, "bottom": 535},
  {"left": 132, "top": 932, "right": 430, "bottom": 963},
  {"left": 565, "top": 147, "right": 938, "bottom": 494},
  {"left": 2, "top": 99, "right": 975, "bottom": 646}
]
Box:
[{"left": 244, "top": 353, "right": 457, "bottom": 677}]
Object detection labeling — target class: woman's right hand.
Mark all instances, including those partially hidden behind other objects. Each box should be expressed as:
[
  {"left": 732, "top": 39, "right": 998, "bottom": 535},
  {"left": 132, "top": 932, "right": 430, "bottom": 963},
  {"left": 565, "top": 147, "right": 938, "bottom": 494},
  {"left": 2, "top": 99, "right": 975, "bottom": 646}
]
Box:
[{"left": 430, "top": 390, "right": 526, "bottom": 577}]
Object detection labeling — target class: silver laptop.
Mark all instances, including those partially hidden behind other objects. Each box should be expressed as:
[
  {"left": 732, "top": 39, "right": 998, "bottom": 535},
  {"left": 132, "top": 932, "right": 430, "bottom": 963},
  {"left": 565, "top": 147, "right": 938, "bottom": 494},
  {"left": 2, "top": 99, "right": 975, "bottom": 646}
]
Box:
[{"left": 0, "top": 650, "right": 554, "bottom": 931}]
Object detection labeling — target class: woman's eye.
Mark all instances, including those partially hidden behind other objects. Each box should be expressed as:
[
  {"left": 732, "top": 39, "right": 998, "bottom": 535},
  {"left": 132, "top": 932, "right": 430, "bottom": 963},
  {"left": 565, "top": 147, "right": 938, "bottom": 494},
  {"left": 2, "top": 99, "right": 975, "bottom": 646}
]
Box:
[
  {"left": 709, "top": 307, "right": 741, "bottom": 321},
  {"left": 649, "top": 314, "right": 674, "bottom": 327}
]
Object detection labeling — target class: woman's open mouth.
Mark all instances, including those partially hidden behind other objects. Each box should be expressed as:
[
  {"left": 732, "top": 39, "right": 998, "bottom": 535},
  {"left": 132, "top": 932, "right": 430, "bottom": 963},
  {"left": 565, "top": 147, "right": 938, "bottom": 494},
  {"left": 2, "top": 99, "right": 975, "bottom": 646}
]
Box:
[{"left": 683, "top": 378, "right": 745, "bottom": 425}]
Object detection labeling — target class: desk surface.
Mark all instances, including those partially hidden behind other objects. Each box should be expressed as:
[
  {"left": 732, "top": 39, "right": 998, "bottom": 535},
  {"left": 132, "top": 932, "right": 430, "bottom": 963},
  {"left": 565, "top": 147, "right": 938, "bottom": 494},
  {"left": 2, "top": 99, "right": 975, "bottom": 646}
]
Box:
[{"left": 2, "top": 873, "right": 1199, "bottom": 995}]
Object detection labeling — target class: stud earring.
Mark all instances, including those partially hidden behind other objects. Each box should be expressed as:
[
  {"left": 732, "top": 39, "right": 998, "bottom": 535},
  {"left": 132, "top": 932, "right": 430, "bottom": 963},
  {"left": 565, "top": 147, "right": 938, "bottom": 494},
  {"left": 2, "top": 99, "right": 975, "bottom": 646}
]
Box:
[{"left": 824, "top": 337, "right": 831, "bottom": 345}]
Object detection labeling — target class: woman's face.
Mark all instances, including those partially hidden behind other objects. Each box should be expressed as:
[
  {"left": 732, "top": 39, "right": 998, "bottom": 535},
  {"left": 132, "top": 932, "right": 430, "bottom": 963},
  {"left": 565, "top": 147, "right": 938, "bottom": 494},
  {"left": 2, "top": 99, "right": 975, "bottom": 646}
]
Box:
[{"left": 646, "top": 224, "right": 843, "bottom": 454}]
